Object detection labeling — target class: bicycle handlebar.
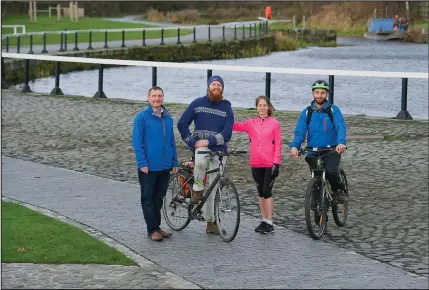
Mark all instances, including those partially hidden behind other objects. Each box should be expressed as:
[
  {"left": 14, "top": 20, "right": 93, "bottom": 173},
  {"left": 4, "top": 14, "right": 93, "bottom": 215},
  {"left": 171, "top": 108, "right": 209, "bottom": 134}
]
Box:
[
  {"left": 298, "top": 146, "right": 347, "bottom": 157},
  {"left": 197, "top": 149, "right": 248, "bottom": 157}
]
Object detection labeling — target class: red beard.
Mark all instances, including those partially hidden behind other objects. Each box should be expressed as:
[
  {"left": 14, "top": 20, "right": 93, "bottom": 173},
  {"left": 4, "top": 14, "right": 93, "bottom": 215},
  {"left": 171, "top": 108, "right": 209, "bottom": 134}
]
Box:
[{"left": 208, "top": 90, "right": 223, "bottom": 103}]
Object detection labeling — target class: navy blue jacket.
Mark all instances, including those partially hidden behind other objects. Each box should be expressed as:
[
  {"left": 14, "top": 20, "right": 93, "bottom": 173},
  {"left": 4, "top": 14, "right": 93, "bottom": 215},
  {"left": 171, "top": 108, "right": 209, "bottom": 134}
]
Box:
[
  {"left": 177, "top": 96, "right": 234, "bottom": 152},
  {"left": 132, "top": 105, "right": 179, "bottom": 171}
]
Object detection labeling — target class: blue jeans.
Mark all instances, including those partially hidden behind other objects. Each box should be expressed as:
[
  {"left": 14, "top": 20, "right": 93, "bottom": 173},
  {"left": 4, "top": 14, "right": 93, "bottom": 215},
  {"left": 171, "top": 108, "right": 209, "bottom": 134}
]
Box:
[{"left": 138, "top": 169, "right": 171, "bottom": 235}]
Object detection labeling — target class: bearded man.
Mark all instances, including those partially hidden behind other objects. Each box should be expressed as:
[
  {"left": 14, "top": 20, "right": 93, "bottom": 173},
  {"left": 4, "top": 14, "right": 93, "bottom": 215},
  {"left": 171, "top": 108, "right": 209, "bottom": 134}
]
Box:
[{"left": 177, "top": 75, "right": 234, "bottom": 235}]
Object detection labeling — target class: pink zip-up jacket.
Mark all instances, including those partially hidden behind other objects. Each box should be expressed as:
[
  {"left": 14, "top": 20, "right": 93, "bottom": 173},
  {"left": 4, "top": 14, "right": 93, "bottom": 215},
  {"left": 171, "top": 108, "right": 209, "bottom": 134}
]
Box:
[{"left": 233, "top": 116, "right": 282, "bottom": 168}]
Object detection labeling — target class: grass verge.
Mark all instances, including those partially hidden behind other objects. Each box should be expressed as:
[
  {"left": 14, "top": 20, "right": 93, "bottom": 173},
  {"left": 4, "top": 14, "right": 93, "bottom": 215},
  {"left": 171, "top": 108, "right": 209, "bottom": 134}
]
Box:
[
  {"left": 2, "top": 15, "right": 192, "bottom": 47},
  {"left": 1, "top": 200, "right": 137, "bottom": 266},
  {"left": 268, "top": 22, "right": 366, "bottom": 37}
]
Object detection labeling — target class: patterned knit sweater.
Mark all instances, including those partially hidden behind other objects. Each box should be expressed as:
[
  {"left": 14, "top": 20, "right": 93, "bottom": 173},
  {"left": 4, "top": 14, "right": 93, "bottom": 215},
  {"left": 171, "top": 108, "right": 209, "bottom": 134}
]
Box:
[{"left": 177, "top": 95, "right": 234, "bottom": 152}]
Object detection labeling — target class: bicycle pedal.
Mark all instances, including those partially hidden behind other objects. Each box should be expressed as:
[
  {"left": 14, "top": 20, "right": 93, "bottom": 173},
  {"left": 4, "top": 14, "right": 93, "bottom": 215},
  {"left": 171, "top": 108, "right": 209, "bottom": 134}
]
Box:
[{"left": 197, "top": 216, "right": 205, "bottom": 222}]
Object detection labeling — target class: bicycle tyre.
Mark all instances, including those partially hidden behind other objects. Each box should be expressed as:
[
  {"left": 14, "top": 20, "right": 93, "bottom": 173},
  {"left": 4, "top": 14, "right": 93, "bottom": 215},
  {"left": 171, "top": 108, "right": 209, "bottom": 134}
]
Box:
[
  {"left": 305, "top": 177, "right": 327, "bottom": 240},
  {"left": 332, "top": 168, "right": 349, "bottom": 227},
  {"left": 162, "top": 170, "right": 192, "bottom": 231},
  {"left": 215, "top": 179, "right": 240, "bottom": 243}
]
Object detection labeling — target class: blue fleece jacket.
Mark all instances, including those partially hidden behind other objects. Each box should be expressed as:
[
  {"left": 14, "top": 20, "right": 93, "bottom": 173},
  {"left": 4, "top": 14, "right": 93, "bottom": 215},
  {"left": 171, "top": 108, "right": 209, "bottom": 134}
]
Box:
[
  {"left": 177, "top": 96, "right": 234, "bottom": 152},
  {"left": 290, "top": 100, "right": 347, "bottom": 149},
  {"left": 132, "top": 105, "right": 179, "bottom": 171}
]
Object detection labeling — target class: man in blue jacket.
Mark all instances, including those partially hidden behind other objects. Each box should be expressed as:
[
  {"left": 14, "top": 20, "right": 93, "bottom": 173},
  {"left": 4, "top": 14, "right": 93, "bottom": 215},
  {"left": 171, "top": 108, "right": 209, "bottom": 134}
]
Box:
[
  {"left": 177, "top": 75, "right": 234, "bottom": 235},
  {"left": 132, "top": 86, "right": 179, "bottom": 242},
  {"left": 289, "top": 80, "right": 347, "bottom": 203}
]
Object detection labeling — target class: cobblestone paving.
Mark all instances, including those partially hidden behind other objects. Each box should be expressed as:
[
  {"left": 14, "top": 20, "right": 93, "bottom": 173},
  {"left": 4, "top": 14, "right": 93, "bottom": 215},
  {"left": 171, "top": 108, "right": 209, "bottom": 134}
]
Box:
[
  {"left": 2, "top": 157, "right": 427, "bottom": 289},
  {"left": 2, "top": 90, "right": 428, "bottom": 278},
  {"left": 1, "top": 263, "right": 200, "bottom": 289}
]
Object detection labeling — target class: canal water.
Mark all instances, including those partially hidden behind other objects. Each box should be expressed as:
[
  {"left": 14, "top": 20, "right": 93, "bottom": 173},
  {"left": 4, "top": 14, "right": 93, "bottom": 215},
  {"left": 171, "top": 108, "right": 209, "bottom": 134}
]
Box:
[{"left": 22, "top": 37, "right": 428, "bottom": 119}]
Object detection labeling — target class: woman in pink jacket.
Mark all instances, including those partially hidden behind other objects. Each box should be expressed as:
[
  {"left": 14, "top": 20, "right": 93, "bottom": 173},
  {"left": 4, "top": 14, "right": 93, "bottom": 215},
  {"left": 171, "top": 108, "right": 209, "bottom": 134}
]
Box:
[{"left": 233, "top": 96, "right": 282, "bottom": 234}]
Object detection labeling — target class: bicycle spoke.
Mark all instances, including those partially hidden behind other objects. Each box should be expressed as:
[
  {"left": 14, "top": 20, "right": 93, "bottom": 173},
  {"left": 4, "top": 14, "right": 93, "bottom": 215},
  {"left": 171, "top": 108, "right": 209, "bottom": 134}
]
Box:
[
  {"left": 162, "top": 172, "right": 191, "bottom": 231},
  {"left": 215, "top": 180, "right": 240, "bottom": 242}
]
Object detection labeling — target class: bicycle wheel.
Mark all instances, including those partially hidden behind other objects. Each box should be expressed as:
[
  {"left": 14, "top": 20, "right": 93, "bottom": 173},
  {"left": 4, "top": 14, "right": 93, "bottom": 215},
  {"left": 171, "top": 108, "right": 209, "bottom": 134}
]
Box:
[
  {"left": 305, "top": 177, "right": 327, "bottom": 240},
  {"left": 215, "top": 179, "right": 240, "bottom": 243},
  {"left": 332, "top": 168, "right": 349, "bottom": 227},
  {"left": 162, "top": 170, "right": 192, "bottom": 231}
]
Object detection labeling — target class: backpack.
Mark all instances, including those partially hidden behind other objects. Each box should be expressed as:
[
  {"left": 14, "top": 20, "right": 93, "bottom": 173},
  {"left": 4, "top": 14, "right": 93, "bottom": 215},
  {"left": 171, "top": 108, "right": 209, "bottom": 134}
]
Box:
[{"left": 306, "top": 105, "right": 334, "bottom": 125}]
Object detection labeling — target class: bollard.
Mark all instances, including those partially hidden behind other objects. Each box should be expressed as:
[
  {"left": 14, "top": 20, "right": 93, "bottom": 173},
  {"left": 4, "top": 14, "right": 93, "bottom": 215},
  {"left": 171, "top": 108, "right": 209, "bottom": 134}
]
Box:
[
  {"left": 93, "top": 64, "right": 107, "bottom": 98},
  {"left": 88, "top": 31, "right": 93, "bottom": 50},
  {"left": 177, "top": 27, "right": 181, "bottom": 44},
  {"left": 17, "top": 36, "right": 21, "bottom": 53},
  {"left": 5, "top": 36, "right": 9, "bottom": 52},
  {"left": 59, "top": 33, "right": 65, "bottom": 52},
  {"left": 222, "top": 26, "right": 225, "bottom": 41},
  {"left": 234, "top": 25, "right": 237, "bottom": 40},
  {"left": 21, "top": 59, "right": 32, "bottom": 93},
  {"left": 192, "top": 27, "right": 197, "bottom": 43},
  {"left": 328, "top": 75, "right": 335, "bottom": 105},
  {"left": 50, "top": 61, "right": 64, "bottom": 95},
  {"left": 1, "top": 57, "right": 8, "bottom": 89},
  {"left": 142, "top": 29, "right": 146, "bottom": 46},
  {"left": 208, "top": 26, "right": 212, "bottom": 42},
  {"left": 265, "top": 72, "right": 271, "bottom": 99},
  {"left": 160, "top": 28, "right": 165, "bottom": 45},
  {"left": 242, "top": 24, "right": 245, "bottom": 39},
  {"left": 64, "top": 29, "right": 67, "bottom": 51},
  {"left": 207, "top": 69, "right": 212, "bottom": 81},
  {"left": 395, "top": 78, "right": 413, "bottom": 120},
  {"left": 41, "top": 33, "right": 48, "bottom": 53},
  {"left": 104, "top": 31, "right": 108, "bottom": 49},
  {"left": 73, "top": 31, "right": 79, "bottom": 51},
  {"left": 121, "top": 30, "right": 126, "bottom": 48},
  {"left": 28, "top": 34, "right": 34, "bottom": 54},
  {"left": 152, "top": 67, "right": 157, "bottom": 87}
]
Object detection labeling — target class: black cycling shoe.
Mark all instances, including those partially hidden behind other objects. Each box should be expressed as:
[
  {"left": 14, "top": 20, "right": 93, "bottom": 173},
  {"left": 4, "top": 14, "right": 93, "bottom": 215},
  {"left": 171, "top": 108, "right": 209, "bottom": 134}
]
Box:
[
  {"left": 334, "top": 190, "right": 348, "bottom": 204},
  {"left": 255, "top": 222, "right": 267, "bottom": 233},
  {"left": 261, "top": 223, "right": 274, "bottom": 234}
]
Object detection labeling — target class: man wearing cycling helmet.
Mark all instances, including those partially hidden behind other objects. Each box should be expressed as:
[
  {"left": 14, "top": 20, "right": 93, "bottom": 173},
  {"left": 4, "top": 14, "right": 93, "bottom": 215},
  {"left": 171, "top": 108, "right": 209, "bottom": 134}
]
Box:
[{"left": 289, "top": 80, "right": 348, "bottom": 203}]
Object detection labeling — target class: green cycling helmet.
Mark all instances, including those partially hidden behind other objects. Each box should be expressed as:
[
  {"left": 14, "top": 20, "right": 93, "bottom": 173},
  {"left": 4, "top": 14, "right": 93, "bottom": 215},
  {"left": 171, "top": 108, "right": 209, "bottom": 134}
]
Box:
[{"left": 312, "top": 80, "right": 329, "bottom": 91}]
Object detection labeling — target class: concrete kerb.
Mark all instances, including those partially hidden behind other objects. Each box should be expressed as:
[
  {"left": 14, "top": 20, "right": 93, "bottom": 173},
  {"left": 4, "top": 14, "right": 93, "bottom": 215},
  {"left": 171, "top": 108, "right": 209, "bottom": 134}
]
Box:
[{"left": 1, "top": 196, "right": 202, "bottom": 290}]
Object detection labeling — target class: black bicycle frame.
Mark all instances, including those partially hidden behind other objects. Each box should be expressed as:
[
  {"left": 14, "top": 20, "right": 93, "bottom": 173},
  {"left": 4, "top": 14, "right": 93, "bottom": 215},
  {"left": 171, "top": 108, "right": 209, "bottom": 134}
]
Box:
[{"left": 191, "top": 167, "right": 220, "bottom": 214}]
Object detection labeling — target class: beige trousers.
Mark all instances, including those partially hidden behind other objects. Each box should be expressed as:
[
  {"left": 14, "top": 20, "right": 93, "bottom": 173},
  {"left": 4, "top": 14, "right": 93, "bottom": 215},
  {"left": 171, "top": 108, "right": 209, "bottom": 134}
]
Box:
[{"left": 193, "top": 147, "right": 226, "bottom": 223}]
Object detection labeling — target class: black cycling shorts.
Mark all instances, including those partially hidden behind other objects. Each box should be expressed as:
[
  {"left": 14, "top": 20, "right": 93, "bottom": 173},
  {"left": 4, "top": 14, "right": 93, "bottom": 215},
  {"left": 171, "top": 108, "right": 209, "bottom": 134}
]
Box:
[{"left": 251, "top": 167, "right": 274, "bottom": 199}]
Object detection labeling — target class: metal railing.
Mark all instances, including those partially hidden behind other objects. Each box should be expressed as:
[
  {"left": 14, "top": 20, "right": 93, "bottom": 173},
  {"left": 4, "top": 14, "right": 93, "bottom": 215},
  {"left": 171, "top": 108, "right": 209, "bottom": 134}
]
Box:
[
  {"left": 2, "top": 22, "right": 270, "bottom": 54},
  {"left": 2, "top": 52, "right": 427, "bottom": 120}
]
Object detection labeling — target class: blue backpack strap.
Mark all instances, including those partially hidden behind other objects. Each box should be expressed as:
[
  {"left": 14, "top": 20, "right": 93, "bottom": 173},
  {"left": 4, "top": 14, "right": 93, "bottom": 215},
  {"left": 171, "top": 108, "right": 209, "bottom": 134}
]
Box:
[
  {"left": 306, "top": 105, "right": 334, "bottom": 125},
  {"left": 305, "top": 106, "right": 313, "bottom": 125},
  {"left": 325, "top": 105, "right": 334, "bottom": 124}
]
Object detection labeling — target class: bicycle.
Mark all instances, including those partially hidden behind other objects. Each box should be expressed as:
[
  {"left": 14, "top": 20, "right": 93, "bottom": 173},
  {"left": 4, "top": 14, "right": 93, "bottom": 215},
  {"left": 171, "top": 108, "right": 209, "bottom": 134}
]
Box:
[
  {"left": 162, "top": 149, "right": 247, "bottom": 243},
  {"left": 298, "top": 146, "right": 349, "bottom": 240}
]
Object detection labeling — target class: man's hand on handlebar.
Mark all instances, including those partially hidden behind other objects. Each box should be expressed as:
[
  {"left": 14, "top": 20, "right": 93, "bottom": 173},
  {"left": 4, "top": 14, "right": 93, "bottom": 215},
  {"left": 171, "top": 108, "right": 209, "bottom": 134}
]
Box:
[{"left": 336, "top": 144, "right": 347, "bottom": 154}]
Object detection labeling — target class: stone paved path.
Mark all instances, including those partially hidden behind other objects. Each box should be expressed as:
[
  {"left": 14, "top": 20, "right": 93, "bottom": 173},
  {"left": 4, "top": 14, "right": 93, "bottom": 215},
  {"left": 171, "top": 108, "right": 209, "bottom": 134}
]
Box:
[
  {"left": 2, "top": 156, "right": 427, "bottom": 289},
  {"left": 1, "top": 89, "right": 428, "bottom": 287}
]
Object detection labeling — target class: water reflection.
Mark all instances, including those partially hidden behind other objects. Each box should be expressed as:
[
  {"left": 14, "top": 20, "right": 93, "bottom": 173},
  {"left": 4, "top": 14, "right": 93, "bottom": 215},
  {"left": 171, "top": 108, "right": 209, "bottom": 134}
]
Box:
[{"left": 24, "top": 37, "right": 428, "bottom": 119}]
